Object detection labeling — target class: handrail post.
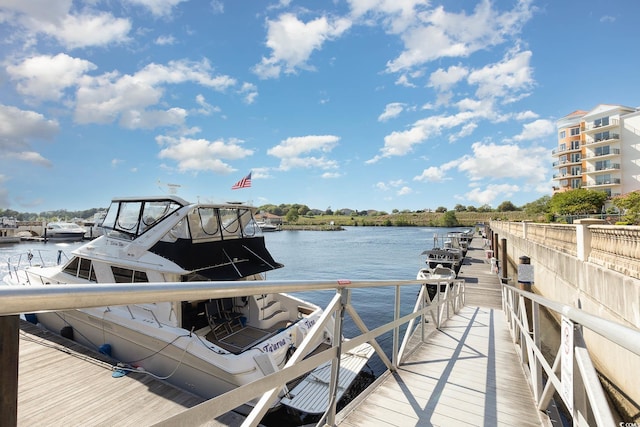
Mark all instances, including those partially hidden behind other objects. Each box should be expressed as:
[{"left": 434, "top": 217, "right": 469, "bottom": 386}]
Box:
[
  {"left": 0, "top": 315, "right": 19, "bottom": 427},
  {"left": 325, "top": 288, "right": 347, "bottom": 426},
  {"left": 392, "top": 285, "right": 400, "bottom": 370}
]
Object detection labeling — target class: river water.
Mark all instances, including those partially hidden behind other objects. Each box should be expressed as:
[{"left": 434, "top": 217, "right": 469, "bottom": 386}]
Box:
[{"left": 0, "top": 226, "right": 467, "bottom": 377}]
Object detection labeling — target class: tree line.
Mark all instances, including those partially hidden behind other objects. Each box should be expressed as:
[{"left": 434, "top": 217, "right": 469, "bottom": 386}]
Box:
[{"left": 1, "top": 189, "right": 639, "bottom": 225}]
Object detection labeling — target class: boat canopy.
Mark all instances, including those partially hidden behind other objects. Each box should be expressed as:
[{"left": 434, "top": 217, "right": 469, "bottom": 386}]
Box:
[{"left": 100, "top": 196, "right": 282, "bottom": 279}]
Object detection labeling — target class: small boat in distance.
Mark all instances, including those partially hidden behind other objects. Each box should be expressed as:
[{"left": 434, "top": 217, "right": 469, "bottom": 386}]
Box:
[
  {"left": 0, "top": 217, "right": 21, "bottom": 244},
  {"left": 44, "top": 221, "right": 86, "bottom": 241},
  {"left": 256, "top": 221, "right": 280, "bottom": 232},
  {"left": 3, "top": 195, "right": 372, "bottom": 418}
]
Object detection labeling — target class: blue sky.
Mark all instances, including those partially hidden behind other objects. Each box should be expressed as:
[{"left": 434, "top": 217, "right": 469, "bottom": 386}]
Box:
[{"left": 1, "top": 0, "right": 639, "bottom": 213}]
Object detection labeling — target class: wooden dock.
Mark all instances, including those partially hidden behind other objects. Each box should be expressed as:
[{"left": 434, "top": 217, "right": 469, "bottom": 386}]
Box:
[
  {"left": 16, "top": 321, "right": 243, "bottom": 427},
  {"left": 336, "top": 238, "right": 547, "bottom": 426}
]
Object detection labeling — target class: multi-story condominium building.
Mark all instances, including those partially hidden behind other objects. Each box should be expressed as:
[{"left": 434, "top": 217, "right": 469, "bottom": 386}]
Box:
[{"left": 553, "top": 104, "right": 640, "bottom": 201}]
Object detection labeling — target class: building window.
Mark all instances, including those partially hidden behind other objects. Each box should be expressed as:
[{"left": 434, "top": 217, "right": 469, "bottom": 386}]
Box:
[
  {"left": 571, "top": 179, "right": 582, "bottom": 189},
  {"left": 570, "top": 127, "right": 580, "bottom": 136},
  {"left": 559, "top": 130, "right": 566, "bottom": 138},
  {"left": 570, "top": 140, "right": 580, "bottom": 150},
  {"left": 594, "top": 117, "right": 610, "bottom": 128}
]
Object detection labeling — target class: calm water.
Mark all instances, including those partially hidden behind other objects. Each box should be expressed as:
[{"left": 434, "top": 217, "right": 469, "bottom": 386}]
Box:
[{"left": 0, "top": 226, "right": 469, "bottom": 377}]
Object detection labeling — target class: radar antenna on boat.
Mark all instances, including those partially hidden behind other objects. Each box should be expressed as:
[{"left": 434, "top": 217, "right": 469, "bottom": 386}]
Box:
[{"left": 157, "top": 180, "right": 182, "bottom": 195}]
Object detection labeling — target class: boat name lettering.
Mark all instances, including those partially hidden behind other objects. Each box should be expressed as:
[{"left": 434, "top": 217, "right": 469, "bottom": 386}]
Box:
[
  {"left": 262, "top": 338, "right": 287, "bottom": 353},
  {"left": 303, "top": 318, "right": 316, "bottom": 329}
]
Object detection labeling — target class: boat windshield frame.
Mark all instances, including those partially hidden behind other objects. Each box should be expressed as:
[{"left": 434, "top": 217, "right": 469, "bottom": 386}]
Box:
[
  {"left": 100, "top": 196, "right": 260, "bottom": 242},
  {"left": 101, "top": 197, "right": 185, "bottom": 240}
]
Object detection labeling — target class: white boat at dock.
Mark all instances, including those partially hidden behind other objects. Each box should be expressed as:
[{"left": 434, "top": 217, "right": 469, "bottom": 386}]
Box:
[
  {"left": 2, "top": 195, "right": 373, "bottom": 417},
  {"left": 0, "top": 217, "right": 21, "bottom": 244},
  {"left": 44, "top": 221, "right": 86, "bottom": 242},
  {"left": 416, "top": 263, "right": 457, "bottom": 300}
]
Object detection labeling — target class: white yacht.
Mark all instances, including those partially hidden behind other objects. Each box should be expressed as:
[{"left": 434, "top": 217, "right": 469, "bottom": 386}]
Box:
[
  {"left": 3, "top": 195, "right": 373, "bottom": 416},
  {"left": 44, "top": 221, "right": 86, "bottom": 241}
]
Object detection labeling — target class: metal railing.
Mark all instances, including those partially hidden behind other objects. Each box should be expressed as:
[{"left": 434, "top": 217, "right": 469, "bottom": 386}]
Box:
[
  {"left": 0, "top": 277, "right": 465, "bottom": 427},
  {"left": 501, "top": 284, "right": 640, "bottom": 427}
]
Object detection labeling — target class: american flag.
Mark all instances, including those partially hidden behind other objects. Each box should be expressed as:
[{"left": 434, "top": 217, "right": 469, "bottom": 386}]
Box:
[{"left": 231, "top": 172, "right": 252, "bottom": 189}]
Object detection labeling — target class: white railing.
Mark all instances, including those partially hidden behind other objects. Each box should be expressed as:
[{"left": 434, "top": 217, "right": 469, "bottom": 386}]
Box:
[
  {"left": 0, "top": 277, "right": 465, "bottom": 427},
  {"left": 501, "top": 284, "right": 640, "bottom": 427}
]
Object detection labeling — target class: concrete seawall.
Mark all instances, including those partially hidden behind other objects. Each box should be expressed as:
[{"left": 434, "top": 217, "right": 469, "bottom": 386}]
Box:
[{"left": 488, "top": 220, "right": 640, "bottom": 416}]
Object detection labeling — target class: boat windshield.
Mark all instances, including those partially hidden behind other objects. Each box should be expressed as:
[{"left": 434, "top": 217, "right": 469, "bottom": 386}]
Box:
[
  {"left": 102, "top": 199, "right": 183, "bottom": 240},
  {"left": 187, "top": 207, "right": 257, "bottom": 242}
]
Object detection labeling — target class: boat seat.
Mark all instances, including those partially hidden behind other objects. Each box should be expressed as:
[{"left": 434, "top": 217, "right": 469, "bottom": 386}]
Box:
[
  {"left": 205, "top": 301, "right": 233, "bottom": 339},
  {"left": 219, "top": 298, "right": 244, "bottom": 332}
]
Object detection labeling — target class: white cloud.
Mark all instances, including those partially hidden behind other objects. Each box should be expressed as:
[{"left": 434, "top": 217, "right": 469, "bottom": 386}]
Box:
[
  {"left": 467, "top": 49, "right": 534, "bottom": 102},
  {"left": 268, "top": 135, "right": 339, "bottom": 158},
  {"left": 367, "top": 110, "right": 483, "bottom": 162},
  {"left": 155, "top": 35, "right": 176, "bottom": 45},
  {"left": 414, "top": 159, "right": 458, "bottom": 182},
  {"left": 8, "top": 151, "right": 52, "bottom": 167},
  {"left": 397, "top": 186, "right": 413, "bottom": 196},
  {"left": 378, "top": 103, "right": 405, "bottom": 122},
  {"left": 0, "top": 104, "right": 58, "bottom": 152},
  {"left": 267, "top": 134, "right": 341, "bottom": 171},
  {"left": 348, "top": 0, "right": 427, "bottom": 34},
  {"left": 464, "top": 183, "right": 520, "bottom": 206},
  {"left": 156, "top": 135, "right": 254, "bottom": 174},
  {"left": 125, "top": 0, "right": 188, "bottom": 17},
  {"left": 414, "top": 166, "right": 446, "bottom": 182},
  {"left": 253, "top": 13, "right": 352, "bottom": 79},
  {"left": 428, "top": 65, "right": 469, "bottom": 92},
  {"left": 239, "top": 82, "right": 258, "bottom": 104},
  {"left": 457, "top": 141, "right": 549, "bottom": 183},
  {"left": 514, "top": 110, "right": 539, "bottom": 120},
  {"left": 511, "top": 119, "right": 555, "bottom": 141},
  {"left": 386, "top": 0, "right": 534, "bottom": 72},
  {"left": 322, "top": 172, "right": 341, "bottom": 178},
  {"left": 1, "top": 4, "right": 130, "bottom": 49},
  {"left": 74, "top": 59, "right": 236, "bottom": 127},
  {"left": 7, "top": 53, "right": 96, "bottom": 102}
]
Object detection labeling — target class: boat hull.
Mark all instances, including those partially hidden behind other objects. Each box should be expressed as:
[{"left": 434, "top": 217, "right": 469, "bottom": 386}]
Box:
[{"left": 30, "top": 305, "right": 324, "bottom": 414}]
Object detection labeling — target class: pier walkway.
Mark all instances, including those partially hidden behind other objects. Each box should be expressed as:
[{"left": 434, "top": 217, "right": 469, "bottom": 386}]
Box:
[{"left": 336, "top": 240, "right": 546, "bottom": 426}]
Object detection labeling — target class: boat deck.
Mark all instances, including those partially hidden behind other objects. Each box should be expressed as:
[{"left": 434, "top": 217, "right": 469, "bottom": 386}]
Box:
[{"left": 16, "top": 320, "right": 243, "bottom": 427}]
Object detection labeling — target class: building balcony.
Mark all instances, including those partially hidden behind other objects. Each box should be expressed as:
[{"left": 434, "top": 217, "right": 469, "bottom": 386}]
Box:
[
  {"left": 585, "top": 148, "right": 620, "bottom": 159},
  {"left": 552, "top": 146, "right": 581, "bottom": 156},
  {"left": 589, "top": 178, "right": 621, "bottom": 186},
  {"left": 584, "top": 164, "right": 621, "bottom": 173},
  {"left": 553, "top": 159, "right": 580, "bottom": 167},
  {"left": 586, "top": 133, "right": 620, "bottom": 145},
  {"left": 583, "top": 118, "right": 620, "bottom": 132}
]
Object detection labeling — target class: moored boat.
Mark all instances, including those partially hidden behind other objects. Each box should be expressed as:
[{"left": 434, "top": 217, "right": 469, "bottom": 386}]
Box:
[
  {"left": 256, "top": 221, "right": 280, "bottom": 232},
  {"left": 416, "top": 263, "right": 457, "bottom": 300},
  {"left": 44, "top": 221, "right": 86, "bottom": 241},
  {"left": 3, "top": 195, "right": 373, "bottom": 417},
  {"left": 0, "top": 217, "right": 21, "bottom": 244}
]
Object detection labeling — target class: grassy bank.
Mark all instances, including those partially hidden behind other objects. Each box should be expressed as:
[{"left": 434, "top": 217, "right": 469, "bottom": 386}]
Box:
[{"left": 285, "top": 211, "right": 533, "bottom": 228}]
